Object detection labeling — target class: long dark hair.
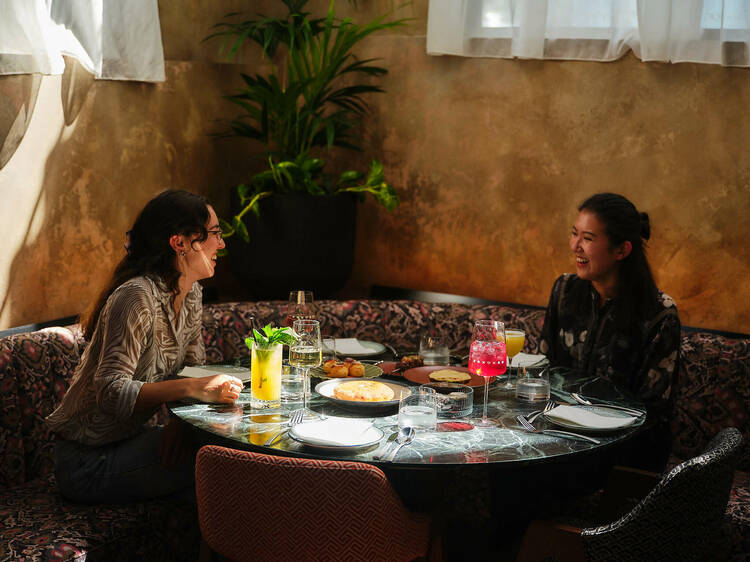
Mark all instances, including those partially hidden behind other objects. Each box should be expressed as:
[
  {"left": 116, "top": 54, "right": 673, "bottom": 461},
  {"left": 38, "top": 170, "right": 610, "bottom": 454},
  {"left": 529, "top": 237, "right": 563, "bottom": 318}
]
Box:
[
  {"left": 83, "top": 190, "right": 210, "bottom": 340},
  {"left": 579, "top": 193, "right": 659, "bottom": 331}
]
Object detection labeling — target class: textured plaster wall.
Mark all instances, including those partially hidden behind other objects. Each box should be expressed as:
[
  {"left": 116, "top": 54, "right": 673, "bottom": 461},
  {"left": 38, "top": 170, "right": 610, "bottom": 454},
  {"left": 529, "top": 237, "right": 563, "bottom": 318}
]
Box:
[{"left": 0, "top": 0, "right": 748, "bottom": 333}]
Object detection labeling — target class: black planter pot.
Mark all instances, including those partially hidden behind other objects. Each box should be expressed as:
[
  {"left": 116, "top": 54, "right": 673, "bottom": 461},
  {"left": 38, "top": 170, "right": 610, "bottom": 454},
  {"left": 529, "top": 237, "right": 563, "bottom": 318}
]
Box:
[{"left": 228, "top": 192, "right": 357, "bottom": 300}]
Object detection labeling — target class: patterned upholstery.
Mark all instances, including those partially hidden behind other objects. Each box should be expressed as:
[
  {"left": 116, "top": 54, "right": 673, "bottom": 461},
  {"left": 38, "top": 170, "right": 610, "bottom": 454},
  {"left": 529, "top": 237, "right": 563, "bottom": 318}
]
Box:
[
  {"left": 0, "top": 473, "right": 198, "bottom": 562},
  {"left": 195, "top": 445, "right": 434, "bottom": 562},
  {"left": 581, "top": 428, "right": 743, "bottom": 561}
]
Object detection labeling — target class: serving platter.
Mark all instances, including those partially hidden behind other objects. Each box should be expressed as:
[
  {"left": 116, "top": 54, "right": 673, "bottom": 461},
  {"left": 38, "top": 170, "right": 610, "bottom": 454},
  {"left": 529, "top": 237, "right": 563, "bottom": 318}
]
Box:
[{"left": 314, "top": 378, "right": 412, "bottom": 410}]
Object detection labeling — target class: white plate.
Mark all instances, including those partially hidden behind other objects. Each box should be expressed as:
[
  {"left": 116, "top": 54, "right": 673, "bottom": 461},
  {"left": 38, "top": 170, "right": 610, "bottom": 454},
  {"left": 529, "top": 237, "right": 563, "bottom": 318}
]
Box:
[
  {"left": 315, "top": 379, "right": 412, "bottom": 409},
  {"left": 177, "top": 364, "right": 252, "bottom": 383},
  {"left": 289, "top": 419, "right": 384, "bottom": 451},
  {"left": 543, "top": 404, "right": 644, "bottom": 434},
  {"left": 309, "top": 363, "right": 383, "bottom": 380},
  {"left": 322, "top": 339, "right": 386, "bottom": 357}
]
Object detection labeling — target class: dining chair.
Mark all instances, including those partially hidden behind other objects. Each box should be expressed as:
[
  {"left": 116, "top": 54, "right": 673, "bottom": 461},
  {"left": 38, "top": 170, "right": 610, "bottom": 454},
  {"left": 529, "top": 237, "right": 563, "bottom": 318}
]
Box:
[
  {"left": 195, "top": 445, "right": 440, "bottom": 562},
  {"left": 515, "top": 427, "right": 743, "bottom": 562}
]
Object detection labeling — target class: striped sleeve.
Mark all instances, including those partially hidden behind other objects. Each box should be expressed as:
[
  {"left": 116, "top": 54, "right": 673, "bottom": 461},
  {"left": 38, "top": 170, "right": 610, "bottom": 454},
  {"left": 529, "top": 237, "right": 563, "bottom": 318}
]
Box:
[{"left": 92, "top": 283, "right": 154, "bottom": 421}]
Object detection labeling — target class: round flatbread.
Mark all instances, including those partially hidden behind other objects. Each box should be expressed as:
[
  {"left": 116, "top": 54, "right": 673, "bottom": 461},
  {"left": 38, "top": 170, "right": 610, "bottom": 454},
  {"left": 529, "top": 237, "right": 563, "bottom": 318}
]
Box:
[
  {"left": 428, "top": 369, "right": 472, "bottom": 383},
  {"left": 333, "top": 380, "right": 395, "bottom": 402}
]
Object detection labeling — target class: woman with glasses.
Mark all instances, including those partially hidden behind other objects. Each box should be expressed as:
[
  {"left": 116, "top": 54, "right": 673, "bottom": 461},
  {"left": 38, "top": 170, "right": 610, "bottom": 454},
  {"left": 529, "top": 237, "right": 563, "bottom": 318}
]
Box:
[{"left": 46, "top": 190, "right": 241, "bottom": 503}]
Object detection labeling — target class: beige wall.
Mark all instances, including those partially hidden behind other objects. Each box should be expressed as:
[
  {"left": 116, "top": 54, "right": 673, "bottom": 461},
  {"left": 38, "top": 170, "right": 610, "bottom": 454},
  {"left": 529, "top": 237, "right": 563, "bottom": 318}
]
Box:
[{"left": 0, "top": 0, "right": 748, "bottom": 333}]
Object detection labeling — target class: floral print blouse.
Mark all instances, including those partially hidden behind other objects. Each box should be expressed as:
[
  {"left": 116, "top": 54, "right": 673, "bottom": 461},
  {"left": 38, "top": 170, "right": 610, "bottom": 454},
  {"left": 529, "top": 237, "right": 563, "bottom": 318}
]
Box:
[{"left": 540, "top": 273, "right": 681, "bottom": 427}]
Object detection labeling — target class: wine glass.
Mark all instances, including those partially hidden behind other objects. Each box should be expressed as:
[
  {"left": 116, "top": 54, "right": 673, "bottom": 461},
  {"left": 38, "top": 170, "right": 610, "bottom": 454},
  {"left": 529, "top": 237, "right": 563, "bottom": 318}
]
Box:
[
  {"left": 502, "top": 329, "right": 526, "bottom": 390},
  {"left": 289, "top": 319, "right": 322, "bottom": 410},
  {"left": 468, "top": 320, "right": 507, "bottom": 428},
  {"left": 285, "top": 290, "right": 316, "bottom": 327}
]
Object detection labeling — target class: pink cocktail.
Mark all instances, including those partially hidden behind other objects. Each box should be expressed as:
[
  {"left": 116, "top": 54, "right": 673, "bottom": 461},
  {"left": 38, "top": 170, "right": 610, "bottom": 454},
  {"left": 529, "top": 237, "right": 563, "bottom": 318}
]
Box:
[{"left": 468, "top": 340, "right": 507, "bottom": 378}]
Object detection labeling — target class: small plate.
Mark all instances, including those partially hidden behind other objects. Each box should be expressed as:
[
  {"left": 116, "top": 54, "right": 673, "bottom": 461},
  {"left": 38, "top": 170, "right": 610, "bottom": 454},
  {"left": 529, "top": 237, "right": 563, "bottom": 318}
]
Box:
[
  {"left": 404, "top": 366, "right": 491, "bottom": 388},
  {"left": 314, "top": 379, "right": 412, "bottom": 410},
  {"left": 543, "top": 405, "right": 645, "bottom": 434},
  {"left": 309, "top": 363, "right": 383, "bottom": 380},
  {"left": 178, "top": 365, "right": 252, "bottom": 383},
  {"left": 322, "top": 339, "right": 386, "bottom": 357},
  {"left": 289, "top": 420, "right": 384, "bottom": 451}
]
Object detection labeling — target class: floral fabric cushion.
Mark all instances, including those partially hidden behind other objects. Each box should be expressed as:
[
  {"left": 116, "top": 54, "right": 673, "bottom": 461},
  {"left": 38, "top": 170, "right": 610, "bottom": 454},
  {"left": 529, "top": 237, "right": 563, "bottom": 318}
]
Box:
[
  {"left": 0, "top": 473, "right": 197, "bottom": 562},
  {"left": 673, "top": 331, "right": 750, "bottom": 470}
]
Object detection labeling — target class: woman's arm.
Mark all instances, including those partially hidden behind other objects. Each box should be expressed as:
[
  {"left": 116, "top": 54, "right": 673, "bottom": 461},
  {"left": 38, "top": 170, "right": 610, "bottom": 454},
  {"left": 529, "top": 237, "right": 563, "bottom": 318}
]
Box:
[
  {"left": 133, "top": 375, "right": 242, "bottom": 415},
  {"left": 540, "top": 274, "right": 566, "bottom": 361},
  {"left": 634, "top": 305, "right": 681, "bottom": 417}
]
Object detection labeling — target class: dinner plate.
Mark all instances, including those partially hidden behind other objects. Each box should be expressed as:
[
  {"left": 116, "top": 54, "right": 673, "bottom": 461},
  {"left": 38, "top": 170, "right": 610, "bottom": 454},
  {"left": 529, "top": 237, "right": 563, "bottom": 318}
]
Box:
[
  {"left": 542, "top": 404, "right": 645, "bottom": 434},
  {"left": 309, "top": 363, "right": 383, "bottom": 380},
  {"left": 314, "top": 378, "right": 412, "bottom": 410},
  {"left": 288, "top": 419, "right": 384, "bottom": 451},
  {"left": 177, "top": 364, "right": 252, "bottom": 383},
  {"left": 403, "top": 366, "right": 490, "bottom": 388},
  {"left": 322, "top": 339, "right": 386, "bottom": 357}
]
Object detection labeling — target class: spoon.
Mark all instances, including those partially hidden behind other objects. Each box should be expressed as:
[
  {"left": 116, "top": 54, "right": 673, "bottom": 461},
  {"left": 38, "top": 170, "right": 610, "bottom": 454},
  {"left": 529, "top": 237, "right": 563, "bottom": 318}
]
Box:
[{"left": 387, "top": 426, "right": 415, "bottom": 462}]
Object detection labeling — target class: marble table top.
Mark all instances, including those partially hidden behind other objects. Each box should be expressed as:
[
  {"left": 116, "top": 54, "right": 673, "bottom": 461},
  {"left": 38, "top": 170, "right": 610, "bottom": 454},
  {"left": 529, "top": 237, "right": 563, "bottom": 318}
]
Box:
[{"left": 169, "top": 368, "right": 647, "bottom": 468}]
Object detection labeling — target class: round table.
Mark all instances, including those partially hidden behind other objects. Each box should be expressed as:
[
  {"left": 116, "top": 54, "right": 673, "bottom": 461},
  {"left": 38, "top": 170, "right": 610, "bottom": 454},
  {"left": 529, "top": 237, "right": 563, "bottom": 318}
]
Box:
[{"left": 169, "top": 368, "right": 648, "bottom": 469}]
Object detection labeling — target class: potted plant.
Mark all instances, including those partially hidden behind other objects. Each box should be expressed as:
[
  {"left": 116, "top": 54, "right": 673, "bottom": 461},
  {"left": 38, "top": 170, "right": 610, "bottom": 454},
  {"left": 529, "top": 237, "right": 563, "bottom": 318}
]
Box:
[{"left": 209, "top": 0, "right": 406, "bottom": 298}]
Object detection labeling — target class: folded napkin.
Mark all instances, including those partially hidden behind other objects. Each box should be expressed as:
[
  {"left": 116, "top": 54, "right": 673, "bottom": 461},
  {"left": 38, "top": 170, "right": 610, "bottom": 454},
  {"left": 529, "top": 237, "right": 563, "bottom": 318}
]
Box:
[
  {"left": 512, "top": 353, "right": 549, "bottom": 368},
  {"left": 545, "top": 405, "right": 638, "bottom": 430},
  {"left": 291, "top": 418, "right": 377, "bottom": 447},
  {"left": 323, "top": 338, "right": 372, "bottom": 355},
  {"left": 178, "top": 365, "right": 251, "bottom": 381}
]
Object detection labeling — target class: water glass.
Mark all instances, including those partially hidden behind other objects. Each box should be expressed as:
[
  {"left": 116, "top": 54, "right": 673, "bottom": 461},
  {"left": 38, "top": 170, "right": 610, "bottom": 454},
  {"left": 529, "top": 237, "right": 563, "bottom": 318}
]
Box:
[
  {"left": 516, "top": 365, "right": 551, "bottom": 402},
  {"left": 398, "top": 388, "right": 437, "bottom": 430},
  {"left": 419, "top": 334, "right": 450, "bottom": 366},
  {"left": 280, "top": 362, "right": 303, "bottom": 402}
]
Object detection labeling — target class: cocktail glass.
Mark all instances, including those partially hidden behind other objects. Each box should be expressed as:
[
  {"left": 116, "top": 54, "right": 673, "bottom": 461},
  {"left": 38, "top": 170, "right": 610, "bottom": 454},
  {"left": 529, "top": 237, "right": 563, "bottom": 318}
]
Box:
[
  {"left": 250, "top": 341, "right": 283, "bottom": 408},
  {"left": 285, "top": 290, "right": 316, "bottom": 327},
  {"left": 501, "top": 329, "right": 525, "bottom": 390},
  {"left": 468, "top": 319, "right": 506, "bottom": 428}
]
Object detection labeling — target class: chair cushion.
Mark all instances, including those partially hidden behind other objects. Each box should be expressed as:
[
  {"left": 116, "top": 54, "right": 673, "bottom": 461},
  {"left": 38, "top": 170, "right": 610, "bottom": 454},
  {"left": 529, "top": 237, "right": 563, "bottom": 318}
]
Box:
[{"left": 0, "top": 473, "right": 198, "bottom": 561}]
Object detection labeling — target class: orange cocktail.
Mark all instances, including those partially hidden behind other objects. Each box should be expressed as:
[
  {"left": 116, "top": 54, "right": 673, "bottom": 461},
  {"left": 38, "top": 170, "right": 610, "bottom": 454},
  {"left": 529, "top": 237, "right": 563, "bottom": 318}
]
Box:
[{"left": 251, "top": 342, "right": 282, "bottom": 407}]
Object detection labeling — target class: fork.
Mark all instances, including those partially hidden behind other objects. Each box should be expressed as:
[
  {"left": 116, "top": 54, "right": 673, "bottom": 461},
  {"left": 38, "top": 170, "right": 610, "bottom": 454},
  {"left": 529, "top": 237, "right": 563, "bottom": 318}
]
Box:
[
  {"left": 527, "top": 400, "right": 556, "bottom": 423},
  {"left": 570, "top": 393, "right": 645, "bottom": 417},
  {"left": 264, "top": 408, "right": 305, "bottom": 446},
  {"left": 516, "top": 414, "right": 601, "bottom": 444}
]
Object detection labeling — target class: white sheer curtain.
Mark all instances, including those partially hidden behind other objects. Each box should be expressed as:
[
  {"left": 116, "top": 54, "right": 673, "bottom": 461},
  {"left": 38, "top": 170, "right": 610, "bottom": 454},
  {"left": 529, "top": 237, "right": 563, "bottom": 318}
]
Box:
[
  {"left": 427, "top": 0, "right": 750, "bottom": 67},
  {"left": 0, "top": 0, "right": 165, "bottom": 82}
]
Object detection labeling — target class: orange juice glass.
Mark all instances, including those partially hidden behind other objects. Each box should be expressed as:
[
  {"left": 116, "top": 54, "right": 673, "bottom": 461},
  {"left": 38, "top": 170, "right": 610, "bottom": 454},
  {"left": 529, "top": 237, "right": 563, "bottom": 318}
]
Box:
[{"left": 251, "top": 342, "right": 282, "bottom": 407}]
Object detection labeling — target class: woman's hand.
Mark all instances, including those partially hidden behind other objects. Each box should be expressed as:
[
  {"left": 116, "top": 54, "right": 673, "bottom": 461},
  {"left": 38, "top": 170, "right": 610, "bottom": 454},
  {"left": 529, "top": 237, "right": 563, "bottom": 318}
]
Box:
[{"left": 188, "top": 374, "right": 244, "bottom": 404}]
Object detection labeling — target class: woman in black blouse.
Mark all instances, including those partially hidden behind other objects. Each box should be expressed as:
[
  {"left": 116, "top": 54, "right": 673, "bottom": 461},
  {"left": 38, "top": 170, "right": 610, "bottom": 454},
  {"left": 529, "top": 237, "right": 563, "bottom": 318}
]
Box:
[{"left": 540, "top": 193, "right": 681, "bottom": 470}]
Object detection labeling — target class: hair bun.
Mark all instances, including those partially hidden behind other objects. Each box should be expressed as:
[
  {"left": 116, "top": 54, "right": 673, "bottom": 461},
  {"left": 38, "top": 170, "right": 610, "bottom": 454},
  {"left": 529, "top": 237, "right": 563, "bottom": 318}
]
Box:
[{"left": 639, "top": 212, "right": 651, "bottom": 240}]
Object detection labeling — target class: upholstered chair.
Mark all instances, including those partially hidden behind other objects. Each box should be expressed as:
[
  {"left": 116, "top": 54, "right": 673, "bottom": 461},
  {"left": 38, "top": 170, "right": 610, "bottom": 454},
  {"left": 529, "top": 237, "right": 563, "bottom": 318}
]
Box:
[
  {"left": 516, "top": 427, "right": 743, "bottom": 562},
  {"left": 195, "top": 445, "right": 440, "bottom": 562}
]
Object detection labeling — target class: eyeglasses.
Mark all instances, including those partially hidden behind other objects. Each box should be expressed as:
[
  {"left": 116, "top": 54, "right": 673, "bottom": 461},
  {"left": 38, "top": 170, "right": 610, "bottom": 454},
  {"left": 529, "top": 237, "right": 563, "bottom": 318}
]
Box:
[{"left": 207, "top": 228, "right": 223, "bottom": 241}]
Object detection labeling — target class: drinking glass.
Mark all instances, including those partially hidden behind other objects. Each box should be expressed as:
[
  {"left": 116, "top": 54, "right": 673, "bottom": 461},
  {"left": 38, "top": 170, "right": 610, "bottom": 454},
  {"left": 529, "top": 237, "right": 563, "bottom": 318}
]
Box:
[
  {"left": 285, "top": 290, "right": 316, "bottom": 327},
  {"left": 289, "top": 319, "right": 322, "bottom": 410},
  {"left": 398, "top": 388, "right": 437, "bottom": 430},
  {"left": 502, "top": 329, "right": 526, "bottom": 390},
  {"left": 250, "top": 341, "right": 283, "bottom": 408},
  {"left": 515, "top": 364, "right": 551, "bottom": 402},
  {"left": 468, "top": 319, "right": 507, "bottom": 428},
  {"left": 419, "top": 334, "right": 450, "bottom": 366}
]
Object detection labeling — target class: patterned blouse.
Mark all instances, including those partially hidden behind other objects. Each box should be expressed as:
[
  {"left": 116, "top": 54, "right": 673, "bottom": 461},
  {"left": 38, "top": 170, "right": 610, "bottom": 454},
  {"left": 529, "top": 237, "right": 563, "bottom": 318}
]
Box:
[
  {"left": 540, "top": 273, "right": 681, "bottom": 426},
  {"left": 46, "top": 275, "right": 205, "bottom": 446}
]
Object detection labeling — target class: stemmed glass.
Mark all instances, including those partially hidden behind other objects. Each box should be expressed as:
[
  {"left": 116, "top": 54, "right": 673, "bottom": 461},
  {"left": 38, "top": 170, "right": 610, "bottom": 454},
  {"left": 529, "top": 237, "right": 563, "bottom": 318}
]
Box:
[
  {"left": 285, "top": 291, "right": 315, "bottom": 327},
  {"left": 468, "top": 320, "right": 507, "bottom": 428},
  {"left": 289, "top": 319, "right": 322, "bottom": 410},
  {"left": 501, "top": 329, "right": 526, "bottom": 390}
]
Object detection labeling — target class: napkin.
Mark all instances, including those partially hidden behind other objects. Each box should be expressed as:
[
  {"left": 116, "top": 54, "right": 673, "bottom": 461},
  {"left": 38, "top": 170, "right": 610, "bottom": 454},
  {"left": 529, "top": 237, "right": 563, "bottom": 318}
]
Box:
[
  {"left": 177, "top": 365, "right": 251, "bottom": 381},
  {"left": 545, "top": 404, "right": 638, "bottom": 430},
  {"left": 291, "top": 418, "right": 377, "bottom": 447},
  {"left": 512, "top": 353, "right": 548, "bottom": 368},
  {"left": 323, "top": 338, "right": 372, "bottom": 355}
]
